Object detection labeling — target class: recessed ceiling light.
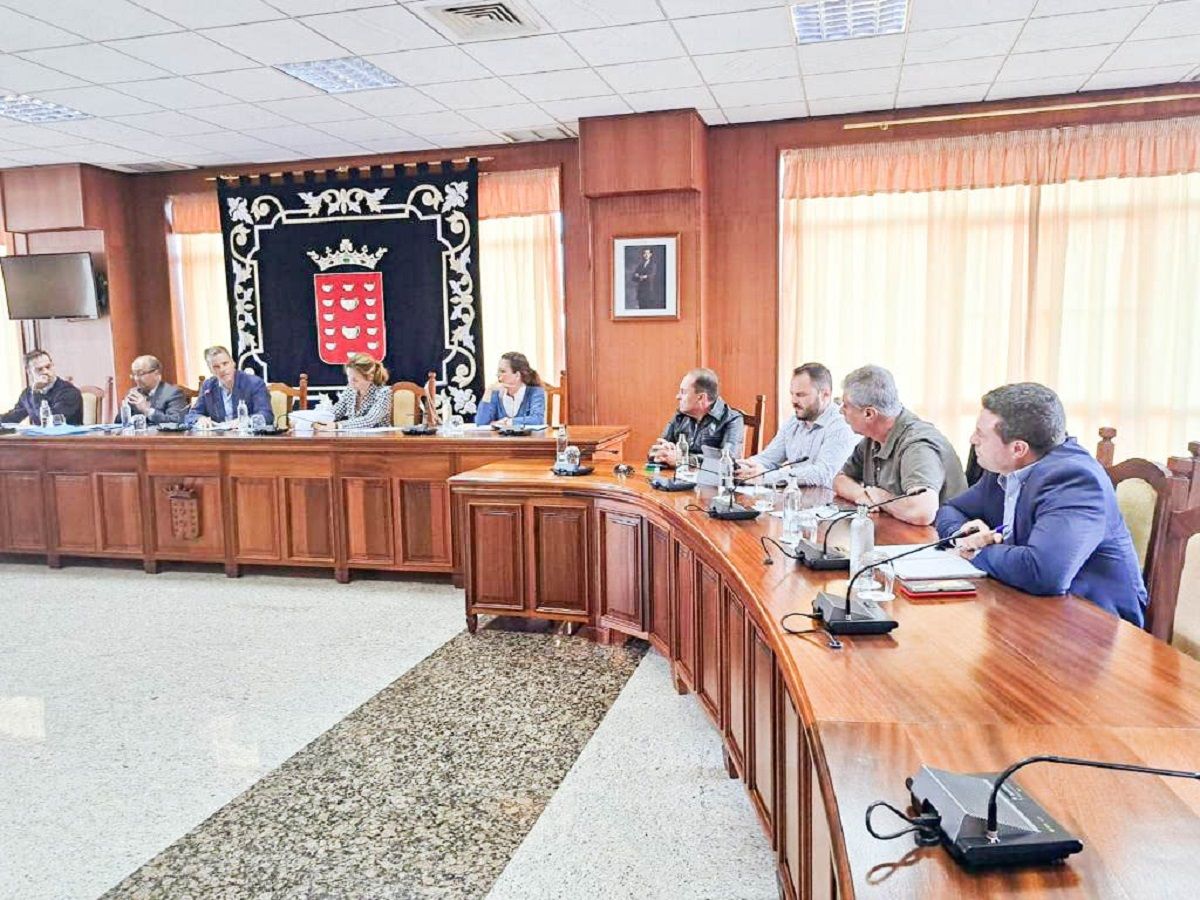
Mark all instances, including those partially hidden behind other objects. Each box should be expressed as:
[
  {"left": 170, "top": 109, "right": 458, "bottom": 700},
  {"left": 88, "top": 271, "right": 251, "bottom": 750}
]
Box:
[
  {"left": 0, "top": 94, "right": 90, "bottom": 124},
  {"left": 275, "top": 57, "right": 402, "bottom": 94},
  {"left": 790, "top": 0, "right": 908, "bottom": 45}
]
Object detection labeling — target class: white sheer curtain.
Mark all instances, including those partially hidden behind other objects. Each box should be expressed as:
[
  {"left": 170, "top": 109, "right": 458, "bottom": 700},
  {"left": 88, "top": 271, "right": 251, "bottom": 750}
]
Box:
[
  {"left": 167, "top": 232, "right": 230, "bottom": 389},
  {"left": 0, "top": 245, "right": 25, "bottom": 408}
]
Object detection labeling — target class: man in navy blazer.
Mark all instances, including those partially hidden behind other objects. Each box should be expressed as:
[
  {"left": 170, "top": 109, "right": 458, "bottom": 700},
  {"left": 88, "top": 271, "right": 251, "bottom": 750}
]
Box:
[
  {"left": 184, "top": 345, "right": 274, "bottom": 427},
  {"left": 935, "top": 382, "right": 1147, "bottom": 626}
]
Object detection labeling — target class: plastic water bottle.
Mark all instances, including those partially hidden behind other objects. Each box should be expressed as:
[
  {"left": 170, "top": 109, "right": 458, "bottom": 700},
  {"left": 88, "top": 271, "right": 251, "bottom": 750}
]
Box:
[
  {"left": 236, "top": 399, "right": 250, "bottom": 435},
  {"left": 555, "top": 424, "right": 568, "bottom": 465},
  {"left": 675, "top": 435, "right": 690, "bottom": 477},
  {"left": 120, "top": 400, "right": 132, "bottom": 427},
  {"left": 782, "top": 479, "right": 803, "bottom": 542},
  {"left": 39, "top": 400, "right": 51, "bottom": 428},
  {"left": 848, "top": 504, "right": 875, "bottom": 583},
  {"left": 718, "top": 447, "right": 735, "bottom": 498}
]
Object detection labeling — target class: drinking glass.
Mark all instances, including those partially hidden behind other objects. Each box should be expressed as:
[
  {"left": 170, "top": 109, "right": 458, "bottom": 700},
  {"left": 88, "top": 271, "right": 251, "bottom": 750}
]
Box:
[
  {"left": 447, "top": 415, "right": 464, "bottom": 435},
  {"left": 564, "top": 445, "right": 581, "bottom": 469},
  {"left": 249, "top": 414, "right": 266, "bottom": 432},
  {"left": 797, "top": 508, "right": 819, "bottom": 544},
  {"left": 855, "top": 549, "right": 895, "bottom": 602},
  {"left": 51, "top": 414, "right": 66, "bottom": 427},
  {"left": 131, "top": 414, "right": 148, "bottom": 432},
  {"left": 753, "top": 494, "right": 774, "bottom": 513}
]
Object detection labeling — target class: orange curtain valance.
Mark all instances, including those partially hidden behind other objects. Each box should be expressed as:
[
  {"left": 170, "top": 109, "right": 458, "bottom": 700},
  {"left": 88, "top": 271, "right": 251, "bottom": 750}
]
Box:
[
  {"left": 166, "top": 192, "right": 220, "bottom": 234},
  {"left": 782, "top": 117, "right": 1200, "bottom": 199},
  {"left": 479, "top": 168, "right": 561, "bottom": 218}
]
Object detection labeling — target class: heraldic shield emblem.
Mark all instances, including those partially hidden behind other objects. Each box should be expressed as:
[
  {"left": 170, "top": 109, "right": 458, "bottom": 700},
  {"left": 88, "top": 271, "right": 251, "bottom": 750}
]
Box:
[{"left": 308, "top": 238, "right": 389, "bottom": 365}]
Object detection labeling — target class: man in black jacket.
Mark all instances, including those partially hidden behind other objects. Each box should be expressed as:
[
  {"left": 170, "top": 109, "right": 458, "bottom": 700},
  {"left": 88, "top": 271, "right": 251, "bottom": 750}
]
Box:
[{"left": 1, "top": 349, "right": 83, "bottom": 425}]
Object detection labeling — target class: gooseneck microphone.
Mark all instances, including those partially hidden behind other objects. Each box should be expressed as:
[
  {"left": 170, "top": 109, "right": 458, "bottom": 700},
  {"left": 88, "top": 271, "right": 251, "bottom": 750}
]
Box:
[
  {"left": 819, "top": 485, "right": 931, "bottom": 557},
  {"left": 796, "top": 486, "right": 932, "bottom": 570},
  {"left": 706, "top": 456, "right": 811, "bottom": 521}
]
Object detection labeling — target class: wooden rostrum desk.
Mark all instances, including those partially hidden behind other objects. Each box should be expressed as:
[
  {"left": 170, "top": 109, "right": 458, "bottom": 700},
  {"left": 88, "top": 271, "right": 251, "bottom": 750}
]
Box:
[
  {"left": 450, "top": 461, "right": 1200, "bottom": 899},
  {"left": 0, "top": 427, "right": 627, "bottom": 581}
]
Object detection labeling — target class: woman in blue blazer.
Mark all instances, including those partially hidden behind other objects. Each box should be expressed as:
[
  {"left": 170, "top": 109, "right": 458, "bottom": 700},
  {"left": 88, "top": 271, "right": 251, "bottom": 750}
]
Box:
[{"left": 474, "top": 351, "right": 546, "bottom": 427}]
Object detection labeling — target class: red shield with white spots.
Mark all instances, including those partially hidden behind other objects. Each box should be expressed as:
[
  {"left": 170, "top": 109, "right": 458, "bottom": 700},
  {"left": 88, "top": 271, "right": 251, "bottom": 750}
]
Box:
[{"left": 314, "top": 271, "right": 385, "bottom": 364}]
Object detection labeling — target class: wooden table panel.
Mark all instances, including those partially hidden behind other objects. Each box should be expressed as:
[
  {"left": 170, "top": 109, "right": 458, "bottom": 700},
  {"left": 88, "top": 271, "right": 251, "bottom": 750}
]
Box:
[
  {"left": 96, "top": 472, "right": 142, "bottom": 553},
  {"left": 342, "top": 477, "right": 395, "bottom": 566},
  {"left": 49, "top": 473, "right": 97, "bottom": 552},
  {"left": 231, "top": 477, "right": 281, "bottom": 561},
  {"left": 284, "top": 478, "right": 335, "bottom": 563},
  {"left": 529, "top": 499, "right": 590, "bottom": 618},
  {"left": 149, "top": 475, "right": 224, "bottom": 559},
  {"left": 0, "top": 471, "right": 46, "bottom": 551}
]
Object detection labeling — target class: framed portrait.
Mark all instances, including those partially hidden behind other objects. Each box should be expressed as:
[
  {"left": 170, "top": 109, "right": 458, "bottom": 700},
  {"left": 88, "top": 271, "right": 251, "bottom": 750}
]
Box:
[{"left": 612, "top": 236, "right": 678, "bottom": 319}]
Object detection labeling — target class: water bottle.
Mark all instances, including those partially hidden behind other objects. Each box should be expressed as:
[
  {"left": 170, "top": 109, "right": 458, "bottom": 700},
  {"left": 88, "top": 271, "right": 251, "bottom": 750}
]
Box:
[
  {"left": 39, "top": 400, "right": 51, "bottom": 428},
  {"left": 782, "top": 478, "right": 803, "bottom": 542},
  {"left": 718, "top": 447, "right": 735, "bottom": 498},
  {"left": 236, "top": 399, "right": 250, "bottom": 435},
  {"left": 675, "top": 435, "right": 690, "bottom": 477},
  {"left": 120, "top": 400, "right": 132, "bottom": 427},
  {"left": 555, "top": 424, "right": 568, "bottom": 466},
  {"left": 848, "top": 503, "right": 875, "bottom": 586}
]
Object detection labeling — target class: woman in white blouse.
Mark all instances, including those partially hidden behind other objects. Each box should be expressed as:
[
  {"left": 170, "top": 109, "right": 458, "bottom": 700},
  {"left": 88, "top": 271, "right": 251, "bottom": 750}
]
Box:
[{"left": 313, "top": 353, "right": 392, "bottom": 432}]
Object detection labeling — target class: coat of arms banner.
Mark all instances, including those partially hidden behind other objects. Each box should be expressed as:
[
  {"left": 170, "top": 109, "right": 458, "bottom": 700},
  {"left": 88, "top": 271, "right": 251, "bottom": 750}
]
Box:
[{"left": 216, "top": 161, "right": 483, "bottom": 415}]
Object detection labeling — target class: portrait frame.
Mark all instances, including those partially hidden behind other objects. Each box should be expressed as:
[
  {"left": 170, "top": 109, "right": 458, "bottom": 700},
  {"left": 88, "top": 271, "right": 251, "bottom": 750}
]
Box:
[{"left": 612, "top": 236, "right": 678, "bottom": 320}]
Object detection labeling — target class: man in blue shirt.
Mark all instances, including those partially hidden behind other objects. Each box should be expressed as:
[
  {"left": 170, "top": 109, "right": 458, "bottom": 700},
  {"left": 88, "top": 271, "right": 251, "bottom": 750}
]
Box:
[
  {"left": 184, "top": 345, "right": 274, "bottom": 427},
  {"left": 935, "top": 382, "right": 1147, "bottom": 626}
]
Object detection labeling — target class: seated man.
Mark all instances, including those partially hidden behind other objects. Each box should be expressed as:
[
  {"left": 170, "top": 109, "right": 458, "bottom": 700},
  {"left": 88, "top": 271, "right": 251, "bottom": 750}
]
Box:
[
  {"left": 734, "top": 362, "right": 856, "bottom": 488},
  {"left": 649, "top": 367, "right": 744, "bottom": 467},
  {"left": 1, "top": 349, "right": 83, "bottom": 426},
  {"left": 184, "top": 345, "right": 273, "bottom": 427},
  {"left": 833, "top": 365, "right": 966, "bottom": 525},
  {"left": 118, "top": 355, "right": 188, "bottom": 425},
  {"left": 936, "top": 383, "right": 1147, "bottom": 627}
]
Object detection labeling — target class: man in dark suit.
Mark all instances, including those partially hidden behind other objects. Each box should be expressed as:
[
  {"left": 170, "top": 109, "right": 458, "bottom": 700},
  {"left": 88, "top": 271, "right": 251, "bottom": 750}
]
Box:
[
  {"left": 936, "top": 382, "right": 1147, "bottom": 626},
  {"left": 184, "top": 345, "right": 274, "bottom": 427},
  {"left": 630, "top": 247, "right": 661, "bottom": 309},
  {"left": 1, "top": 348, "right": 83, "bottom": 425},
  {"left": 118, "top": 355, "right": 188, "bottom": 425}
]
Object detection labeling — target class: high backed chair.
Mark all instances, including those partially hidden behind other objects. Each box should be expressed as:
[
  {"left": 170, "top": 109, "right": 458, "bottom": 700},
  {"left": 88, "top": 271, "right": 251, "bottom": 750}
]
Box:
[
  {"left": 740, "top": 394, "right": 767, "bottom": 457},
  {"left": 542, "top": 369, "right": 569, "bottom": 427},
  {"left": 392, "top": 372, "right": 438, "bottom": 427},
  {"left": 1149, "top": 504, "right": 1200, "bottom": 656},
  {"left": 72, "top": 376, "right": 112, "bottom": 425},
  {"left": 267, "top": 374, "right": 308, "bottom": 428}
]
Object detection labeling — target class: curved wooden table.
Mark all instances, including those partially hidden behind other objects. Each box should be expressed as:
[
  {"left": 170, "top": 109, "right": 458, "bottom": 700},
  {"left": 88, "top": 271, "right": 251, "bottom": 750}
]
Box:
[{"left": 450, "top": 461, "right": 1200, "bottom": 899}]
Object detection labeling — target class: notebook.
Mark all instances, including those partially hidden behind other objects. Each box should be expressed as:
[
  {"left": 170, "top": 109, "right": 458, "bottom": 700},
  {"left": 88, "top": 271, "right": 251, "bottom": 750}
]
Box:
[{"left": 873, "top": 544, "right": 988, "bottom": 580}]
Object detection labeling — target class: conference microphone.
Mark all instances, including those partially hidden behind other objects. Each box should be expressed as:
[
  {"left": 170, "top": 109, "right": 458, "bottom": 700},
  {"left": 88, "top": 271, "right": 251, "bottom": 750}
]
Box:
[
  {"left": 811, "top": 522, "right": 977, "bottom": 635},
  {"left": 898, "top": 754, "right": 1200, "bottom": 869},
  {"left": 797, "top": 486, "right": 931, "bottom": 571},
  {"left": 706, "top": 456, "right": 811, "bottom": 521}
]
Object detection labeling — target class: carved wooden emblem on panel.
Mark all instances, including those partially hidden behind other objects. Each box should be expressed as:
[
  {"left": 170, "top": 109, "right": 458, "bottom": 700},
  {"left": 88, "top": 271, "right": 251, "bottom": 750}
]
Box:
[{"left": 166, "top": 485, "right": 200, "bottom": 541}]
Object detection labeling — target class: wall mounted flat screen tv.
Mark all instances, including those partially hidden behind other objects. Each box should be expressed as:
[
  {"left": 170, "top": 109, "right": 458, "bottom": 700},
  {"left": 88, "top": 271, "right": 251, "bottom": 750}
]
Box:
[{"left": 1, "top": 252, "right": 100, "bottom": 320}]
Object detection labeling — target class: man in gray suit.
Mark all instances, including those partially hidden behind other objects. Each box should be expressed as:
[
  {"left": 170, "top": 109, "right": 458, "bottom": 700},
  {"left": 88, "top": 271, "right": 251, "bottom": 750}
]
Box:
[{"left": 119, "top": 355, "right": 188, "bottom": 425}]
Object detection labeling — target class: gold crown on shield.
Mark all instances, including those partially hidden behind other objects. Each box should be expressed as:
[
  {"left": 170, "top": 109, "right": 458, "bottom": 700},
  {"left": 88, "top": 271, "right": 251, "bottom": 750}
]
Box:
[{"left": 307, "top": 238, "right": 388, "bottom": 271}]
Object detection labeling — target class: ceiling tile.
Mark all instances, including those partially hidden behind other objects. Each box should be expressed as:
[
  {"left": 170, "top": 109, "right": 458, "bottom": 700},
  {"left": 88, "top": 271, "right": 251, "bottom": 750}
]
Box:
[
  {"left": 0, "top": 55, "right": 85, "bottom": 92},
  {"left": 625, "top": 85, "right": 717, "bottom": 112},
  {"left": 1033, "top": 1, "right": 1151, "bottom": 15},
  {"left": 722, "top": 100, "right": 809, "bottom": 123},
  {"left": 904, "top": 22, "right": 1024, "bottom": 65},
  {"left": 563, "top": 23, "right": 686, "bottom": 66},
  {"left": 106, "top": 33, "right": 258, "bottom": 76},
  {"left": 696, "top": 106, "right": 728, "bottom": 124},
  {"left": 416, "top": 130, "right": 501, "bottom": 148},
  {"left": 504, "top": 68, "right": 612, "bottom": 101},
  {"left": 110, "top": 110, "right": 222, "bottom": 136},
  {"left": 1015, "top": 7, "right": 1146, "bottom": 53},
  {"left": 1084, "top": 64, "right": 1193, "bottom": 90},
  {"left": 672, "top": 7, "right": 794, "bottom": 55},
  {"left": 597, "top": 58, "right": 704, "bottom": 94},
  {"left": 313, "top": 118, "right": 408, "bottom": 141},
  {"left": 134, "top": 0, "right": 285, "bottom": 27},
  {"left": 1131, "top": 1, "right": 1200, "bottom": 40},
  {"left": 191, "top": 68, "right": 323, "bottom": 102},
  {"left": 895, "top": 84, "right": 991, "bottom": 108},
  {"left": 1101, "top": 36, "right": 1200, "bottom": 70},
  {"left": 799, "top": 34, "right": 906, "bottom": 74},
  {"left": 190, "top": 103, "right": 297, "bottom": 130},
  {"left": 275, "top": 139, "right": 367, "bottom": 158},
  {"left": 301, "top": 6, "right": 448, "bottom": 55},
  {"left": 660, "top": 0, "right": 785, "bottom": 15},
  {"left": 113, "top": 77, "right": 234, "bottom": 109},
  {"left": 987, "top": 74, "right": 1087, "bottom": 100},
  {"left": 1, "top": 0, "right": 181, "bottom": 41},
  {"left": 465, "top": 103, "right": 558, "bottom": 130},
  {"left": 805, "top": 94, "right": 895, "bottom": 116},
  {"left": 0, "top": 9, "right": 82, "bottom": 52},
  {"left": 42, "top": 118, "right": 162, "bottom": 146},
  {"left": 525, "top": 0, "right": 664, "bottom": 30},
  {"left": 368, "top": 47, "right": 491, "bottom": 85},
  {"left": 709, "top": 77, "right": 802, "bottom": 107},
  {"left": 0, "top": 124, "right": 90, "bottom": 147},
  {"left": 803, "top": 67, "right": 899, "bottom": 101},
  {"left": 33, "top": 85, "right": 160, "bottom": 116},
  {"left": 464, "top": 35, "right": 585, "bottom": 75},
  {"left": 241, "top": 123, "right": 335, "bottom": 146},
  {"left": 184, "top": 131, "right": 287, "bottom": 152},
  {"left": 2, "top": 147, "right": 91, "bottom": 165},
  {"left": 997, "top": 44, "right": 1116, "bottom": 81},
  {"left": 538, "top": 95, "right": 634, "bottom": 119},
  {"left": 19, "top": 44, "right": 169, "bottom": 84},
  {"left": 257, "top": 95, "right": 366, "bottom": 123},
  {"left": 384, "top": 111, "right": 480, "bottom": 136},
  {"left": 899, "top": 57, "right": 1005, "bottom": 91},
  {"left": 200, "top": 20, "right": 347, "bottom": 66},
  {"left": 0, "top": 136, "right": 29, "bottom": 153},
  {"left": 910, "top": 0, "right": 1037, "bottom": 30},
  {"left": 337, "top": 86, "right": 445, "bottom": 115},
  {"left": 420, "top": 78, "right": 527, "bottom": 108},
  {"left": 355, "top": 135, "right": 438, "bottom": 153},
  {"left": 693, "top": 47, "right": 800, "bottom": 85}
]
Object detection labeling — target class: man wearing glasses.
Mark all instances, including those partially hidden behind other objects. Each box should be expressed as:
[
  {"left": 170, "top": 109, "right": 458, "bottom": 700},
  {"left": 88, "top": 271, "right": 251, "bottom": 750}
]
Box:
[{"left": 119, "top": 355, "right": 188, "bottom": 425}]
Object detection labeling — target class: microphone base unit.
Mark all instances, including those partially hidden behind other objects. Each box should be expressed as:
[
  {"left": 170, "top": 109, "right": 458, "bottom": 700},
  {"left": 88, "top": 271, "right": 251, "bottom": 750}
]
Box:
[
  {"left": 650, "top": 477, "right": 697, "bottom": 492},
  {"left": 908, "top": 766, "right": 1083, "bottom": 868},
  {"left": 706, "top": 501, "right": 761, "bottom": 521},
  {"left": 795, "top": 539, "right": 851, "bottom": 570},
  {"left": 551, "top": 464, "right": 594, "bottom": 477},
  {"left": 812, "top": 591, "right": 898, "bottom": 635}
]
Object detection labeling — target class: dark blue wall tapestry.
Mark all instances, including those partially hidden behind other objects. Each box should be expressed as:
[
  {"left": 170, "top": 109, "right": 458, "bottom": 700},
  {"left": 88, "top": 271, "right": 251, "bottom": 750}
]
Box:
[{"left": 216, "top": 162, "right": 483, "bottom": 416}]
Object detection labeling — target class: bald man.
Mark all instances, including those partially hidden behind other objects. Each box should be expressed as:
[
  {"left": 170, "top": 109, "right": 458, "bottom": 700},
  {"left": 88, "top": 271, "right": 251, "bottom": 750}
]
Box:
[{"left": 119, "top": 355, "right": 188, "bottom": 425}]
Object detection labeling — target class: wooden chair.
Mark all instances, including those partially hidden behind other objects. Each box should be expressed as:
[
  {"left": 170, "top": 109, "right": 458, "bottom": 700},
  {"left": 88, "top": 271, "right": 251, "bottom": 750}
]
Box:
[
  {"left": 70, "top": 376, "right": 112, "bottom": 425},
  {"left": 1147, "top": 504, "right": 1200, "bottom": 654},
  {"left": 739, "top": 394, "right": 767, "bottom": 457},
  {"left": 267, "top": 373, "right": 308, "bottom": 428},
  {"left": 392, "top": 372, "right": 439, "bottom": 427},
  {"left": 542, "top": 369, "right": 569, "bottom": 427}
]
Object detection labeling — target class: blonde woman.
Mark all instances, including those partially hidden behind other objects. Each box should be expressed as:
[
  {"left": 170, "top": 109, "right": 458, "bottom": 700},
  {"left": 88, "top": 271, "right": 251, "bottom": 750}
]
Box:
[{"left": 314, "top": 353, "right": 392, "bottom": 431}]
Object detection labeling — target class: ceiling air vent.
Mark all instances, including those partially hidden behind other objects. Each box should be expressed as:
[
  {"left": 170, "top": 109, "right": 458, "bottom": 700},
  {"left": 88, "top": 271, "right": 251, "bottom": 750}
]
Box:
[
  {"left": 417, "top": 1, "right": 543, "bottom": 40},
  {"left": 112, "top": 161, "right": 197, "bottom": 173},
  {"left": 499, "top": 125, "right": 576, "bottom": 143}
]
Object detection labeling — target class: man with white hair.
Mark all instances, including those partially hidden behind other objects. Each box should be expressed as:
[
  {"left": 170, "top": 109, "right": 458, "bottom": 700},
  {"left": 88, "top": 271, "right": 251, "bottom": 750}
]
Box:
[{"left": 832, "top": 364, "right": 966, "bottom": 526}]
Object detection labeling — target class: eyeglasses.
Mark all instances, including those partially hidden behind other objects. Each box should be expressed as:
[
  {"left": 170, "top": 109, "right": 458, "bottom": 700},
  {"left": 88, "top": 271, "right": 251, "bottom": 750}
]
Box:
[{"left": 130, "top": 370, "right": 155, "bottom": 378}]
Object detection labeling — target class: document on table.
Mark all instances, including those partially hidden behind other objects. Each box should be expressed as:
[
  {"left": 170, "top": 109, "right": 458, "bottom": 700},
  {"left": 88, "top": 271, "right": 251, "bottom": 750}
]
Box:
[{"left": 874, "top": 545, "right": 988, "bottom": 580}]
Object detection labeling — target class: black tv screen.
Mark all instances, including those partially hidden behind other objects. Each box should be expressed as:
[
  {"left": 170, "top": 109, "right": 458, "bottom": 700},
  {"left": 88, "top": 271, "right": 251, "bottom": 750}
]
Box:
[{"left": 1, "top": 252, "right": 99, "bottom": 320}]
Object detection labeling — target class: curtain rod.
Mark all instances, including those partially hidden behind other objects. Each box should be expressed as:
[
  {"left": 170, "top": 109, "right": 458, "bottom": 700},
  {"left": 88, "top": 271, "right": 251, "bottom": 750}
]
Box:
[
  {"left": 844, "top": 92, "right": 1200, "bottom": 131},
  {"left": 204, "top": 155, "right": 495, "bottom": 182}
]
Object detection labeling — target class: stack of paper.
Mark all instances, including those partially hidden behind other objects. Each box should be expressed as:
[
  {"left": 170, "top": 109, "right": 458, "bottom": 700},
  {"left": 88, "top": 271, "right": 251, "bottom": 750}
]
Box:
[{"left": 873, "top": 545, "right": 987, "bottom": 580}]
